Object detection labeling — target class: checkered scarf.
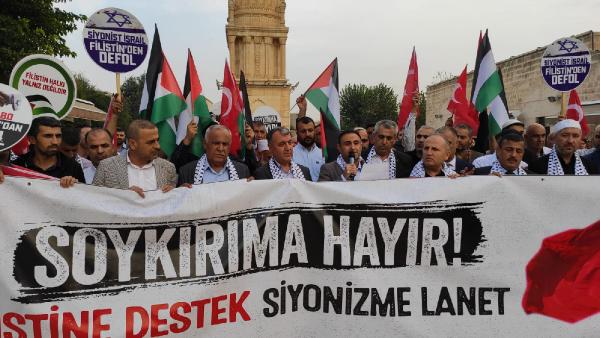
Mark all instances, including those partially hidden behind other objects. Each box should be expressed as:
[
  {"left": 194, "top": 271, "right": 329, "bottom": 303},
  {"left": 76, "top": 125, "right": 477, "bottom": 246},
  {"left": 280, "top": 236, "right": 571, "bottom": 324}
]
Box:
[
  {"left": 269, "top": 158, "right": 306, "bottom": 180},
  {"left": 547, "top": 146, "right": 588, "bottom": 176},
  {"left": 410, "top": 160, "right": 456, "bottom": 178},
  {"left": 193, "top": 154, "right": 239, "bottom": 184},
  {"left": 490, "top": 160, "right": 527, "bottom": 176},
  {"left": 366, "top": 147, "right": 396, "bottom": 180}
]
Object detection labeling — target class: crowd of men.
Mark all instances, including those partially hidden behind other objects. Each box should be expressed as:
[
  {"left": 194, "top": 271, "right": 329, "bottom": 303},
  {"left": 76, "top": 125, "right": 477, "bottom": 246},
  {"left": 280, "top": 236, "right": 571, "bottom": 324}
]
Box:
[{"left": 0, "top": 95, "right": 599, "bottom": 194}]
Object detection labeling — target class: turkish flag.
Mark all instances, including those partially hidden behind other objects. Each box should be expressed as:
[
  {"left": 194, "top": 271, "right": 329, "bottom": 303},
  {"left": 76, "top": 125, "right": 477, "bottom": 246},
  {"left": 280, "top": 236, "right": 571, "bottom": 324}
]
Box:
[
  {"left": 522, "top": 219, "right": 600, "bottom": 323},
  {"left": 220, "top": 60, "right": 244, "bottom": 156},
  {"left": 566, "top": 90, "right": 590, "bottom": 137},
  {"left": 397, "top": 48, "right": 418, "bottom": 128},
  {"left": 449, "top": 65, "right": 479, "bottom": 135},
  {"left": 1, "top": 164, "right": 56, "bottom": 180}
]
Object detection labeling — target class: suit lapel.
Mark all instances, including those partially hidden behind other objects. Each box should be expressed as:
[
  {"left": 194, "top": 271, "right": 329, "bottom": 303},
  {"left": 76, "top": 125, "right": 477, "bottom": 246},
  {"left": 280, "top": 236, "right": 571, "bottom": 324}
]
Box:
[{"left": 117, "top": 155, "right": 129, "bottom": 189}]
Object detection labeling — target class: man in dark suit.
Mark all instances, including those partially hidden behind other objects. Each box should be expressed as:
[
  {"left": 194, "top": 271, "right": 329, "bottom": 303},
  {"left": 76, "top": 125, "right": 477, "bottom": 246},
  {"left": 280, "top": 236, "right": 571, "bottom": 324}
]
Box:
[
  {"left": 528, "top": 120, "right": 597, "bottom": 175},
  {"left": 582, "top": 125, "right": 600, "bottom": 172},
  {"left": 254, "top": 127, "right": 311, "bottom": 180},
  {"left": 178, "top": 125, "right": 250, "bottom": 186},
  {"left": 404, "top": 125, "right": 434, "bottom": 166},
  {"left": 438, "top": 126, "right": 474, "bottom": 174},
  {"left": 475, "top": 130, "right": 530, "bottom": 176},
  {"left": 319, "top": 130, "right": 363, "bottom": 182},
  {"left": 362, "top": 120, "right": 413, "bottom": 179}
]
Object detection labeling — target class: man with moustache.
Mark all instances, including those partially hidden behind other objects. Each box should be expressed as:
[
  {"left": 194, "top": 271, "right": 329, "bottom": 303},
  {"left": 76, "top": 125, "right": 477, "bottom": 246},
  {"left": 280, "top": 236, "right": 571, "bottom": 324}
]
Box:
[
  {"left": 528, "top": 119, "right": 597, "bottom": 175},
  {"left": 293, "top": 116, "right": 324, "bottom": 182},
  {"left": 13, "top": 117, "right": 84, "bottom": 187},
  {"left": 318, "top": 130, "right": 363, "bottom": 182},
  {"left": 83, "top": 128, "right": 116, "bottom": 184},
  {"left": 93, "top": 120, "right": 177, "bottom": 198},
  {"left": 523, "top": 123, "right": 551, "bottom": 164},
  {"left": 178, "top": 125, "right": 250, "bottom": 186},
  {"left": 475, "top": 130, "right": 529, "bottom": 175},
  {"left": 455, "top": 123, "right": 483, "bottom": 163},
  {"left": 362, "top": 120, "right": 413, "bottom": 179},
  {"left": 582, "top": 125, "right": 600, "bottom": 171},
  {"left": 405, "top": 125, "right": 435, "bottom": 166},
  {"left": 354, "top": 127, "right": 370, "bottom": 151},
  {"left": 254, "top": 127, "right": 311, "bottom": 180}
]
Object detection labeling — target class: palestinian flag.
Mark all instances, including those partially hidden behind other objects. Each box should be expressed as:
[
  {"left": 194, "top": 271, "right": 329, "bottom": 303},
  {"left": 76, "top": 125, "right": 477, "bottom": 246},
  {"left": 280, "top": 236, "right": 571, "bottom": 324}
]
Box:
[
  {"left": 305, "top": 58, "right": 340, "bottom": 161},
  {"left": 176, "top": 49, "right": 213, "bottom": 157},
  {"left": 470, "top": 30, "right": 510, "bottom": 137},
  {"left": 139, "top": 26, "right": 187, "bottom": 157},
  {"left": 220, "top": 60, "right": 245, "bottom": 159}
]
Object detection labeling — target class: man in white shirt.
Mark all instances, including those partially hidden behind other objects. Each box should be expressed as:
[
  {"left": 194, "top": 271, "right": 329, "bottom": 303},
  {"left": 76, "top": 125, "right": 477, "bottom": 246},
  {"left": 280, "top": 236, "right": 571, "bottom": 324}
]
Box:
[
  {"left": 293, "top": 116, "right": 324, "bottom": 182},
  {"left": 93, "top": 120, "right": 177, "bottom": 198}
]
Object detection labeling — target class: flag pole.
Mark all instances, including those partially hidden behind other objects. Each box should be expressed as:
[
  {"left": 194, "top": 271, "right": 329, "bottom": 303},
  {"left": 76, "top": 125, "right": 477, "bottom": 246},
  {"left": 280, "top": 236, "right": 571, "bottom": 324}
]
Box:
[
  {"left": 115, "top": 73, "right": 122, "bottom": 99},
  {"left": 559, "top": 92, "right": 567, "bottom": 118},
  {"left": 286, "top": 58, "right": 338, "bottom": 115}
]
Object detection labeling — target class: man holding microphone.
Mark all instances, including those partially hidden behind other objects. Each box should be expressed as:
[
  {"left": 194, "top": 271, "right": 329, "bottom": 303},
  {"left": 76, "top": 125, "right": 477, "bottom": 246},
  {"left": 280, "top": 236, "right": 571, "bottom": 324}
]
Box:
[{"left": 318, "top": 130, "right": 363, "bottom": 182}]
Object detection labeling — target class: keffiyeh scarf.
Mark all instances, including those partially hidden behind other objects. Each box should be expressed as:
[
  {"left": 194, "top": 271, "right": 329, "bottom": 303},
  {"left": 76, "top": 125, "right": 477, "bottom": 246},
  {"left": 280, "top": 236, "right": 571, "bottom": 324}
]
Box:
[
  {"left": 366, "top": 147, "right": 396, "bottom": 179},
  {"left": 547, "top": 146, "right": 588, "bottom": 176},
  {"left": 490, "top": 160, "right": 527, "bottom": 176},
  {"left": 336, "top": 154, "right": 363, "bottom": 174},
  {"left": 269, "top": 159, "right": 306, "bottom": 180},
  {"left": 410, "top": 160, "right": 456, "bottom": 178},
  {"left": 193, "top": 155, "right": 239, "bottom": 184}
]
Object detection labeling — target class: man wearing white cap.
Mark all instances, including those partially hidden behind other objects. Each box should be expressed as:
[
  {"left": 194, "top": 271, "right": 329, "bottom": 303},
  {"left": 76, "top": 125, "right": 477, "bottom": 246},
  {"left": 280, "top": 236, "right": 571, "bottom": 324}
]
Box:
[{"left": 528, "top": 119, "right": 597, "bottom": 175}]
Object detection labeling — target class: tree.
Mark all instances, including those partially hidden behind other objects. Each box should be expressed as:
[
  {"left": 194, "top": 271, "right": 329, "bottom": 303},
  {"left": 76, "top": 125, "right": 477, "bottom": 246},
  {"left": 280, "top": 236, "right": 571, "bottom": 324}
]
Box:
[
  {"left": 74, "top": 74, "right": 111, "bottom": 110},
  {"left": 340, "top": 83, "right": 398, "bottom": 129},
  {"left": 120, "top": 74, "right": 145, "bottom": 129},
  {"left": 0, "top": 0, "right": 86, "bottom": 83}
]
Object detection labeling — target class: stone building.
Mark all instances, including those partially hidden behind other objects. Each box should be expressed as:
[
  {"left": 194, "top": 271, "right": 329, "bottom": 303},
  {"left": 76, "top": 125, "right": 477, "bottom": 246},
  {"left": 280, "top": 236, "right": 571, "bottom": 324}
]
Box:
[
  {"left": 426, "top": 31, "right": 600, "bottom": 133},
  {"left": 226, "top": 0, "right": 292, "bottom": 127}
]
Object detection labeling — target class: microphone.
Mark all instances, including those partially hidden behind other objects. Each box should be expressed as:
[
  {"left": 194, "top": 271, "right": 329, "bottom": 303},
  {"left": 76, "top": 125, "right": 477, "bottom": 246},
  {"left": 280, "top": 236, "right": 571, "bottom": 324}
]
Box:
[{"left": 348, "top": 155, "right": 355, "bottom": 181}]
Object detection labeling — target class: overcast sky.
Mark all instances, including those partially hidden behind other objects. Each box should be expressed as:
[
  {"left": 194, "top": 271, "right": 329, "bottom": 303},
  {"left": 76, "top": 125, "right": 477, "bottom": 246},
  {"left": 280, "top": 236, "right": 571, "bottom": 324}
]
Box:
[{"left": 57, "top": 0, "right": 600, "bottom": 114}]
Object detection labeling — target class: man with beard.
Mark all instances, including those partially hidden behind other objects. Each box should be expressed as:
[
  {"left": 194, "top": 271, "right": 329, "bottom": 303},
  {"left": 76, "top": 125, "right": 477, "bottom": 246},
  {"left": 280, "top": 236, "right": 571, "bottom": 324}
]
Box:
[
  {"left": 60, "top": 126, "right": 95, "bottom": 183},
  {"left": 475, "top": 131, "right": 529, "bottom": 176},
  {"left": 116, "top": 127, "right": 127, "bottom": 156},
  {"left": 178, "top": 125, "right": 250, "bottom": 185},
  {"left": 455, "top": 123, "right": 483, "bottom": 163},
  {"left": 293, "top": 116, "right": 324, "bottom": 182},
  {"left": 318, "top": 130, "right": 363, "bottom": 181},
  {"left": 83, "top": 128, "right": 116, "bottom": 184},
  {"left": 409, "top": 134, "right": 457, "bottom": 178},
  {"left": 255, "top": 127, "right": 311, "bottom": 180},
  {"left": 528, "top": 119, "right": 597, "bottom": 175},
  {"left": 362, "top": 120, "right": 413, "bottom": 179},
  {"left": 13, "top": 117, "right": 84, "bottom": 187},
  {"left": 523, "top": 123, "right": 551, "bottom": 164},
  {"left": 93, "top": 120, "right": 177, "bottom": 198}
]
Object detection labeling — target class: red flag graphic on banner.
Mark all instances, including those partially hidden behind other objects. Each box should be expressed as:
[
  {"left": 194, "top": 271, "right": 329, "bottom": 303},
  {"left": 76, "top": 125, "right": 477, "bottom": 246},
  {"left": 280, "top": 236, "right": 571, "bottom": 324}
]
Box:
[
  {"left": 522, "top": 219, "right": 600, "bottom": 323},
  {"left": 449, "top": 65, "right": 479, "bottom": 135},
  {"left": 1, "top": 165, "right": 56, "bottom": 180},
  {"left": 220, "top": 60, "right": 244, "bottom": 157},
  {"left": 566, "top": 90, "right": 590, "bottom": 137},
  {"left": 397, "top": 48, "right": 419, "bottom": 128}
]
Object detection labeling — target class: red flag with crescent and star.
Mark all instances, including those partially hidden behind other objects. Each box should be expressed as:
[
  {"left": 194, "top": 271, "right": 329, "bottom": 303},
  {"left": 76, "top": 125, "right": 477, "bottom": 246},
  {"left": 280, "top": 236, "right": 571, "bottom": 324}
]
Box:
[
  {"left": 566, "top": 90, "right": 590, "bottom": 137},
  {"left": 449, "top": 65, "right": 479, "bottom": 135},
  {"left": 397, "top": 48, "right": 419, "bottom": 128},
  {"left": 220, "top": 60, "right": 245, "bottom": 157}
]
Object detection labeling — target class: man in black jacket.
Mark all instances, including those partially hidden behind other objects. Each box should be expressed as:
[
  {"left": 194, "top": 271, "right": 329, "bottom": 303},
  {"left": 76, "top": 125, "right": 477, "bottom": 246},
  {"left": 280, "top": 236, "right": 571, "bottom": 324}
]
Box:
[
  {"left": 362, "top": 120, "right": 413, "bottom": 179},
  {"left": 254, "top": 127, "right": 311, "bottom": 180},
  {"left": 475, "top": 131, "right": 530, "bottom": 176}
]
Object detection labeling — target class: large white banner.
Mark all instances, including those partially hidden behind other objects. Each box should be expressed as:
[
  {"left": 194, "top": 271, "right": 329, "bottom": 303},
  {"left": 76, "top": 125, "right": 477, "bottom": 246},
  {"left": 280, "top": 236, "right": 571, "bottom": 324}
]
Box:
[{"left": 0, "top": 176, "right": 599, "bottom": 337}]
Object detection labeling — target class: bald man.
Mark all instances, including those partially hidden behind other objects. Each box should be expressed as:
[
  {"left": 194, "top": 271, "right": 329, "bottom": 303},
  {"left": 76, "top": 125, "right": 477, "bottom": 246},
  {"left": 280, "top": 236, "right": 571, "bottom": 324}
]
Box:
[
  {"left": 409, "top": 134, "right": 457, "bottom": 178},
  {"left": 523, "top": 123, "right": 551, "bottom": 164}
]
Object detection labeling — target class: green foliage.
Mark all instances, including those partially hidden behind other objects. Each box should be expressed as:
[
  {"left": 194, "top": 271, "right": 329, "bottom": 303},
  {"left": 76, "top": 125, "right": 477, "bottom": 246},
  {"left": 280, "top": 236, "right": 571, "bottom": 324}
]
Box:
[
  {"left": 0, "top": 0, "right": 86, "bottom": 83},
  {"left": 340, "top": 83, "right": 399, "bottom": 129},
  {"left": 120, "top": 74, "right": 145, "bottom": 129},
  {"left": 74, "top": 73, "right": 111, "bottom": 111}
]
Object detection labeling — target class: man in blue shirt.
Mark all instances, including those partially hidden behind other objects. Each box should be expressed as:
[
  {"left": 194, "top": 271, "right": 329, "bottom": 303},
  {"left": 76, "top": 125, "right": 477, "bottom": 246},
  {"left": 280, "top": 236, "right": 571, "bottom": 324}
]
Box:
[
  {"left": 293, "top": 116, "right": 324, "bottom": 182},
  {"left": 178, "top": 125, "right": 250, "bottom": 186}
]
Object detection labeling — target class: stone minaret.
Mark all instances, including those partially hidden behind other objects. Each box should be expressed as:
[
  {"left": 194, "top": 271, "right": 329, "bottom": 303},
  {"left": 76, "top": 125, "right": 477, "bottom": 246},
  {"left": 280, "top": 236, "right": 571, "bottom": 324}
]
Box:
[{"left": 226, "top": 0, "right": 292, "bottom": 126}]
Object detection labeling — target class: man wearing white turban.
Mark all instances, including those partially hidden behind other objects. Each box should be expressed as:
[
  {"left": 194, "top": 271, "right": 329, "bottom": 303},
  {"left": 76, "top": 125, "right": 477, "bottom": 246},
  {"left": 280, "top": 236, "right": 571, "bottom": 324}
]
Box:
[{"left": 528, "top": 119, "right": 597, "bottom": 175}]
